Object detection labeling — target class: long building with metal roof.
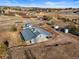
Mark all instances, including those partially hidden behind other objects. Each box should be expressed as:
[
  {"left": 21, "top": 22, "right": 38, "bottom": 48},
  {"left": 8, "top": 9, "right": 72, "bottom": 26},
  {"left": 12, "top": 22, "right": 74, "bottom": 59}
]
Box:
[{"left": 21, "top": 23, "right": 52, "bottom": 44}]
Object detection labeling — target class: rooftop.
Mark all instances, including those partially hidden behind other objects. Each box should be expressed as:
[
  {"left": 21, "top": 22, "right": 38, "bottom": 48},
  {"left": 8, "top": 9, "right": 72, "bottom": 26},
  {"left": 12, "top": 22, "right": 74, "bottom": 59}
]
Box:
[{"left": 21, "top": 23, "right": 52, "bottom": 41}]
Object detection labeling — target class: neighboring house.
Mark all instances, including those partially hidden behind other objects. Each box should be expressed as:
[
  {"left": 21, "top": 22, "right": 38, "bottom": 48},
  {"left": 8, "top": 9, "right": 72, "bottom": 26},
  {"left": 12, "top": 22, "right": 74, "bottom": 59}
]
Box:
[{"left": 21, "top": 23, "right": 52, "bottom": 44}]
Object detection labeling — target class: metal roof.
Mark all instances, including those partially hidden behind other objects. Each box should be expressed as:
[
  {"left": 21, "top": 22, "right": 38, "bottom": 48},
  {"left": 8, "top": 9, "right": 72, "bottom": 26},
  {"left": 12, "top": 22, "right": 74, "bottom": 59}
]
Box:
[
  {"left": 21, "top": 28, "right": 36, "bottom": 40},
  {"left": 35, "top": 27, "right": 51, "bottom": 36},
  {"left": 21, "top": 25, "right": 51, "bottom": 41}
]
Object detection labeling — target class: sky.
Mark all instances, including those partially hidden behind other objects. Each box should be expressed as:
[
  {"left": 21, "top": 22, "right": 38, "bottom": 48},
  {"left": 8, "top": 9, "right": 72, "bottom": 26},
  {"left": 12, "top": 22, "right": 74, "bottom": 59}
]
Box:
[{"left": 0, "top": 0, "right": 79, "bottom": 8}]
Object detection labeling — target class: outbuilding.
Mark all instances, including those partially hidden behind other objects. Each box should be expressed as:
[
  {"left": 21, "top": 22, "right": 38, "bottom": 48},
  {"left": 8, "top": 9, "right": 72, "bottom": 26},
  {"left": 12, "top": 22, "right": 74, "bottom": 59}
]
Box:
[{"left": 21, "top": 23, "right": 52, "bottom": 44}]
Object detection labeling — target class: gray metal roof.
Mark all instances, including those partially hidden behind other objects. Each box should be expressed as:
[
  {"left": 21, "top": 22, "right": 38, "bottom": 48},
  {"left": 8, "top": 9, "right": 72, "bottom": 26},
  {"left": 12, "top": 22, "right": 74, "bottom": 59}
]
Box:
[
  {"left": 21, "top": 28, "right": 36, "bottom": 40},
  {"left": 35, "top": 27, "right": 51, "bottom": 36},
  {"left": 21, "top": 26, "right": 51, "bottom": 41}
]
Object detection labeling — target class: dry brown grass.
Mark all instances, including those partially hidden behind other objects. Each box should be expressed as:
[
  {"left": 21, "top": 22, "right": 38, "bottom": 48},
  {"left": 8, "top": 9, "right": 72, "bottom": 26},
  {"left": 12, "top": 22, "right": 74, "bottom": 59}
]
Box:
[
  {"left": 0, "top": 10, "right": 79, "bottom": 59},
  {"left": 7, "top": 31, "right": 24, "bottom": 47}
]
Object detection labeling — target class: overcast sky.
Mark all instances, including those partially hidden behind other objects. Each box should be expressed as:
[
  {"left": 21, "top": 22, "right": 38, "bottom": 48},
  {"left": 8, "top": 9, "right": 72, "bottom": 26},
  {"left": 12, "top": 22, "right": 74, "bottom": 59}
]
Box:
[{"left": 0, "top": 0, "right": 79, "bottom": 8}]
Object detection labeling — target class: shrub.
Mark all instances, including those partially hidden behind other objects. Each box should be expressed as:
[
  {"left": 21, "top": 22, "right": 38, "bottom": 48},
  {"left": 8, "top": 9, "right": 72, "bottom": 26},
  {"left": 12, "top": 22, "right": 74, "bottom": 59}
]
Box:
[
  {"left": 66, "top": 24, "right": 79, "bottom": 32},
  {"left": 10, "top": 25, "right": 17, "bottom": 32},
  {"left": 58, "top": 17, "right": 70, "bottom": 22},
  {"left": 42, "top": 15, "right": 52, "bottom": 21},
  {"left": 47, "top": 21, "right": 55, "bottom": 25},
  {"left": 0, "top": 43, "right": 7, "bottom": 55}
]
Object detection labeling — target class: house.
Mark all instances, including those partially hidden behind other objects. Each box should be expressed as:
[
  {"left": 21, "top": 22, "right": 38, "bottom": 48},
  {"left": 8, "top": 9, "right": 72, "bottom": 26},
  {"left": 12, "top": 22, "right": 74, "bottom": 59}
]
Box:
[{"left": 21, "top": 23, "right": 52, "bottom": 44}]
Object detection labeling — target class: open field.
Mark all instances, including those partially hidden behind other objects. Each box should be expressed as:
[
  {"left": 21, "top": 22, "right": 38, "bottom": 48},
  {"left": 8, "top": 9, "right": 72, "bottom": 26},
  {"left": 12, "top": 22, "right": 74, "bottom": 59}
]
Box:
[{"left": 0, "top": 7, "right": 79, "bottom": 59}]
